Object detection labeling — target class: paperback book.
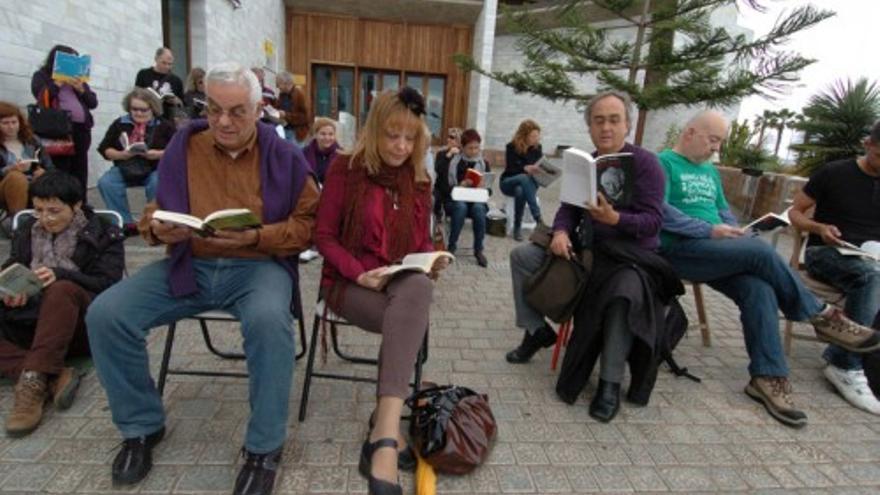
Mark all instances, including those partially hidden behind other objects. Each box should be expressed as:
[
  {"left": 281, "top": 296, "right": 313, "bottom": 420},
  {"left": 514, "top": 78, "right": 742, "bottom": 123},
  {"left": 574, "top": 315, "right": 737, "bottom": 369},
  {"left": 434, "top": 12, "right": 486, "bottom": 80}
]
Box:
[
  {"left": 559, "top": 148, "right": 635, "bottom": 208},
  {"left": 0, "top": 263, "right": 44, "bottom": 298},
  {"left": 152, "top": 209, "right": 262, "bottom": 236}
]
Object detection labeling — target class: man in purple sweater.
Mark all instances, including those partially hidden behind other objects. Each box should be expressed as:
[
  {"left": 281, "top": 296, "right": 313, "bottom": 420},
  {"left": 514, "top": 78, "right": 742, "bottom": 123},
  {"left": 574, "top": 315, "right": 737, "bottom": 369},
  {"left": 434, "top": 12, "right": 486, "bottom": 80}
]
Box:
[{"left": 506, "top": 91, "right": 665, "bottom": 377}]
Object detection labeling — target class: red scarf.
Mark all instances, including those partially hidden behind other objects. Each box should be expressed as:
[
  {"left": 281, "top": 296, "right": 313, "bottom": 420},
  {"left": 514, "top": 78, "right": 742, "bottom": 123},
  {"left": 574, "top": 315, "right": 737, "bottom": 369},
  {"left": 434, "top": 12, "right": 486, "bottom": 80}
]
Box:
[{"left": 339, "top": 158, "right": 428, "bottom": 263}]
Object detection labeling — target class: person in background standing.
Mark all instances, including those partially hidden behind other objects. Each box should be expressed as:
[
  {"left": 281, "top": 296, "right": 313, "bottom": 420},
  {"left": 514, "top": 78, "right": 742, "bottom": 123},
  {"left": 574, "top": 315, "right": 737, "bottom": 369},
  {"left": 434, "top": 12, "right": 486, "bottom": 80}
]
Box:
[
  {"left": 134, "top": 47, "right": 184, "bottom": 122},
  {"left": 183, "top": 67, "right": 207, "bottom": 119},
  {"left": 276, "top": 72, "right": 310, "bottom": 147},
  {"left": 31, "top": 44, "right": 97, "bottom": 200}
]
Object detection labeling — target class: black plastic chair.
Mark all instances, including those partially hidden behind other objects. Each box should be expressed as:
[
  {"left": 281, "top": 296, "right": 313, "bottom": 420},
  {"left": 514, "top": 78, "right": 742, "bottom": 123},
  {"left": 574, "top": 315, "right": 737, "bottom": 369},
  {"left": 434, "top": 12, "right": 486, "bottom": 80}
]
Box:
[{"left": 297, "top": 298, "right": 428, "bottom": 421}]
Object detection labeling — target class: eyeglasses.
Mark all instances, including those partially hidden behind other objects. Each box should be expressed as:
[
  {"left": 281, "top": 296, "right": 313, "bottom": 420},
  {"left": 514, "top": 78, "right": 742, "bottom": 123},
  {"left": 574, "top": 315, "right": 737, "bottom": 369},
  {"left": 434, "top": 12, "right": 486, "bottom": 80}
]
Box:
[
  {"left": 130, "top": 106, "right": 152, "bottom": 114},
  {"left": 206, "top": 104, "right": 252, "bottom": 121}
]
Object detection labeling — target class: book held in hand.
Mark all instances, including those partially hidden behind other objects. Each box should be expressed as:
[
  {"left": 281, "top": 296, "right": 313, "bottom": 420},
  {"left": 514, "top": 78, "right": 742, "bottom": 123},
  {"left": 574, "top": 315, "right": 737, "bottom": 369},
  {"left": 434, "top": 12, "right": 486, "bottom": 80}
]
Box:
[
  {"left": 119, "top": 132, "right": 148, "bottom": 155},
  {"left": 152, "top": 209, "right": 262, "bottom": 236},
  {"left": 559, "top": 148, "right": 635, "bottom": 208},
  {"left": 836, "top": 240, "right": 880, "bottom": 262},
  {"left": 465, "top": 168, "right": 483, "bottom": 187},
  {"left": 744, "top": 209, "right": 790, "bottom": 232},
  {"left": 0, "top": 263, "right": 44, "bottom": 299},
  {"left": 531, "top": 157, "right": 562, "bottom": 187},
  {"left": 380, "top": 251, "right": 455, "bottom": 281},
  {"left": 52, "top": 52, "right": 91, "bottom": 83}
]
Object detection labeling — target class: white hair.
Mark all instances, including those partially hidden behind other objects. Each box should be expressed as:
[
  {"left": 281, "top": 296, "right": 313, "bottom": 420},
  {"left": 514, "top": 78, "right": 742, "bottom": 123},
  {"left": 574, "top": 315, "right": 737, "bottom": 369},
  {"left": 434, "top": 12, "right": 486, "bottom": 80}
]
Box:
[{"left": 205, "top": 62, "right": 261, "bottom": 107}]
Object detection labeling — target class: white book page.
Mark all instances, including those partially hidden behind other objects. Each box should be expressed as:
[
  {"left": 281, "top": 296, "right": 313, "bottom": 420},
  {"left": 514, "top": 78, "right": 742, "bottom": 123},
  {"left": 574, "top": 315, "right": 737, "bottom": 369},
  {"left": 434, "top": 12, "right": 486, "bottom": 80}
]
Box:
[{"left": 560, "top": 148, "right": 596, "bottom": 208}]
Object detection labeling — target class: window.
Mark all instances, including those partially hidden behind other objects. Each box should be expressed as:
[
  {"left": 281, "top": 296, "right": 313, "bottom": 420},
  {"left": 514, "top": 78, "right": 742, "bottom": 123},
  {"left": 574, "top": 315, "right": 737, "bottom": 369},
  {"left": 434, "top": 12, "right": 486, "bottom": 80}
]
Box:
[{"left": 162, "top": 0, "right": 190, "bottom": 81}]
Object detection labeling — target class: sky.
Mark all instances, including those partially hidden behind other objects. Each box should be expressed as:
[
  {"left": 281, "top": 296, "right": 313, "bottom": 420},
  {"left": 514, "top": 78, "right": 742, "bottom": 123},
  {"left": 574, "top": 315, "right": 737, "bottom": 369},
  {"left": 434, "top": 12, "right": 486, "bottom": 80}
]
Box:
[{"left": 737, "top": 0, "right": 880, "bottom": 121}]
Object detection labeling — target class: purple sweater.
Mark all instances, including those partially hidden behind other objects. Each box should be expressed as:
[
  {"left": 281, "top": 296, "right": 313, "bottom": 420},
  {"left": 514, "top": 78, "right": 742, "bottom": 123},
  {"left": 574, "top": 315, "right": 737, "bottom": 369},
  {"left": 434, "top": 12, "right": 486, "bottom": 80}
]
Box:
[
  {"left": 552, "top": 143, "right": 665, "bottom": 251},
  {"left": 157, "top": 120, "right": 311, "bottom": 300}
]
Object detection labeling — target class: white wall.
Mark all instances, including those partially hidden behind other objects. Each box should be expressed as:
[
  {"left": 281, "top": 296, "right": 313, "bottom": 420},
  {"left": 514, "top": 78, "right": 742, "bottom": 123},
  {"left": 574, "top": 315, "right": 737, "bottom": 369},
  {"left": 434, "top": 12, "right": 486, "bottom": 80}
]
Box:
[
  {"left": 0, "top": 0, "right": 163, "bottom": 186},
  {"left": 0, "top": 0, "right": 288, "bottom": 187},
  {"left": 191, "top": 0, "right": 287, "bottom": 88}
]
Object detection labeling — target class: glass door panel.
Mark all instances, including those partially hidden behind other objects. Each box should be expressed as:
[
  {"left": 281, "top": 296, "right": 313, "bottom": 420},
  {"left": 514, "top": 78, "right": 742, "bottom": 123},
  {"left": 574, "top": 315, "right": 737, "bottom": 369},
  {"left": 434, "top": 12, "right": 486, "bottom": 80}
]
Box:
[
  {"left": 313, "top": 66, "right": 333, "bottom": 118},
  {"left": 425, "top": 76, "right": 446, "bottom": 141},
  {"left": 360, "top": 71, "right": 379, "bottom": 125},
  {"left": 382, "top": 73, "right": 400, "bottom": 91}
]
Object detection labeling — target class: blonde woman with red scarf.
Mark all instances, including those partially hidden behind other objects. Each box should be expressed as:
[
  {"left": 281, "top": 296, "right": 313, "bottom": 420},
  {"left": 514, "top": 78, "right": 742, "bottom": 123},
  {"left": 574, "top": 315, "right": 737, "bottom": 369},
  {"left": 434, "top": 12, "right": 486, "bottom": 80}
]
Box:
[{"left": 315, "top": 88, "right": 448, "bottom": 495}]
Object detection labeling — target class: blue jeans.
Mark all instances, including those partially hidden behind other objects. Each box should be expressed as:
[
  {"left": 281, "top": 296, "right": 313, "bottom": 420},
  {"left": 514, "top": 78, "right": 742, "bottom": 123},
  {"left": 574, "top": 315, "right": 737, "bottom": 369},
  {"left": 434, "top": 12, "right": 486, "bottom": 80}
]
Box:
[
  {"left": 97, "top": 167, "right": 158, "bottom": 224},
  {"left": 85, "top": 258, "right": 295, "bottom": 453},
  {"left": 500, "top": 174, "right": 541, "bottom": 228},
  {"left": 661, "top": 236, "right": 824, "bottom": 377},
  {"left": 806, "top": 245, "right": 880, "bottom": 371},
  {"left": 444, "top": 200, "right": 487, "bottom": 252}
]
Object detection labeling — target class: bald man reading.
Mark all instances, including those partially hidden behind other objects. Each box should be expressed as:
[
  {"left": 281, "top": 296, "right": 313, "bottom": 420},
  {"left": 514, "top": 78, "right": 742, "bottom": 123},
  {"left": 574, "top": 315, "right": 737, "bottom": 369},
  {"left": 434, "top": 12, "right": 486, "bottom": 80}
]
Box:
[{"left": 659, "top": 111, "right": 880, "bottom": 428}]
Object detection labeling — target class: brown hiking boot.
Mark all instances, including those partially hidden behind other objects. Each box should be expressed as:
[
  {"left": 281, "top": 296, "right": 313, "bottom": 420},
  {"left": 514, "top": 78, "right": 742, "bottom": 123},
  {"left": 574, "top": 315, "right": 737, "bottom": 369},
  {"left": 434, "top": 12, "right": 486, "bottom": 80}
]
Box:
[
  {"left": 50, "top": 367, "right": 81, "bottom": 410},
  {"left": 745, "top": 376, "right": 807, "bottom": 428},
  {"left": 6, "top": 370, "right": 49, "bottom": 437},
  {"left": 810, "top": 307, "right": 880, "bottom": 353}
]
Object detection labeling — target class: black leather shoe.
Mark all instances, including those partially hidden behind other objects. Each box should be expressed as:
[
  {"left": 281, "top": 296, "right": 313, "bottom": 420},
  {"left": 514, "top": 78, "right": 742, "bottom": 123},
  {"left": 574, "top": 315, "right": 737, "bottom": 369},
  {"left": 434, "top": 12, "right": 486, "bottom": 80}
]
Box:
[
  {"left": 367, "top": 412, "right": 416, "bottom": 472},
  {"left": 589, "top": 380, "right": 621, "bottom": 423},
  {"left": 359, "top": 438, "right": 402, "bottom": 495},
  {"left": 475, "top": 251, "right": 488, "bottom": 268},
  {"left": 112, "top": 426, "right": 165, "bottom": 486},
  {"left": 505, "top": 325, "right": 557, "bottom": 363},
  {"left": 233, "top": 447, "right": 282, "bottom": 495}
]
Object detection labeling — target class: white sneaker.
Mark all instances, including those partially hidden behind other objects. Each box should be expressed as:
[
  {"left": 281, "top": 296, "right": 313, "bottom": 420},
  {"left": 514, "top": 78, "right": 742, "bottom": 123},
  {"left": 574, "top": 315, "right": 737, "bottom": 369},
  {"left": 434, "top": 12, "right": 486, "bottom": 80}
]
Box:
[
  {"left": 823, "top": 365, "right": 880, "bottom": 415},
  {"left": 299, "top": 249, "right": 320, "bottom": 262}
]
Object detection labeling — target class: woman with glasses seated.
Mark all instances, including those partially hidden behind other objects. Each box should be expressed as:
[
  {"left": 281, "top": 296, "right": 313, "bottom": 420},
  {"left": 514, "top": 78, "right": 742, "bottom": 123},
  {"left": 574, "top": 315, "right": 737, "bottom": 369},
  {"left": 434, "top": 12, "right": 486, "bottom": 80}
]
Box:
[
  {"left": 434, "top": 128, "right": 491, "bottom": 267},
  {"left": 96, "top": 88, "right": 176, "bottom": 236},
  {"left": 0, "top": 101, "right": 54, "bottom": 219},
  {"left": 315, "top": 88, "right": 448, "bottom": 495},
  {"left": 0, "top": 171, "right": 124, "bottom": 437}
]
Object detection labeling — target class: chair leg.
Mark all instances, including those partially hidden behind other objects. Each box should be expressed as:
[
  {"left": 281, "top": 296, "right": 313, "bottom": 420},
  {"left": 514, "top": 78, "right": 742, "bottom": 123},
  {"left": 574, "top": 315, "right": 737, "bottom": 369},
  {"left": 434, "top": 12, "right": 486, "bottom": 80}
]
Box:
[
  {"left": 296, "top": 315, "right": 307, "bottom": 360},
  {"left": 692, "top": 283, "right": 711, "bottom": 347},
  {"left": 413, "top": 333, "right": 428, "bottom": 395},
  {"left": 550, "top": 320, "right": 570, "bottom": 372},
  {"left": 199, "top": 319, "right": 246, "bottom": 360},
  {"left": 298, "top": 314, "right": 322, "bottom": 422},
  {"left": 330, "top": 322, "right": 379, "bottom": 365},
  {"left": 783, "top": 319, "right": 794, "bottom": 356},
  {"left": 157, "top": 322, "right": 178, "bottom": 396}
]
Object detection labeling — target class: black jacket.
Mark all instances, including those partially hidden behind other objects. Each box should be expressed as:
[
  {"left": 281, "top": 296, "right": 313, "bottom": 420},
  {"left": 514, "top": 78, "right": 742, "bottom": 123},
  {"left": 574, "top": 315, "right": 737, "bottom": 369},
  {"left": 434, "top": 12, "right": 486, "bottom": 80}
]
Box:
[
  {"left": 3, "top": 207, "right": 126, "bottom": 295},
  {"left": 97, "top": 116, "right": 177, "bottom": 169},
  {"left": 556, "top": 239, "right": 686, "bottom": 406},
  {"left": 433, "top": 152, "right": 491, "bottom": 210}
]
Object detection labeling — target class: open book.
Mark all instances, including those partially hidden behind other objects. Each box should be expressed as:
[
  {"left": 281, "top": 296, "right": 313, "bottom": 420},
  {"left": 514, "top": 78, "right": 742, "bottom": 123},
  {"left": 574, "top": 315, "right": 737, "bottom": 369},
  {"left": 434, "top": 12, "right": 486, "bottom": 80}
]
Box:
[
  {"left": 119, "top": 132, "right": 148, "bottom": 155},
  {"left": 465, "top": 168, "right": 484, "bottom": 187},
  {"left": 0, "top": 263, "right": 44, "bottom": 298},
  {"left": 560, "top": 148, "right": 635, "bottom": 208},
  {"left": 531, "top": 157, "right": 562, "bottom": 187},
  {"left": 52, "top": 52, "right": 91, "bottom": 83},
  {"left": 836, "top": 240, "right": 880, "bottom": 262},
  {"left": 152, "top": 209, "right": 262, "bottom": 235},
  {"left": 745, "top": 208, "right": 790, "bottom": 232},
  {"left": 381, "top": 251, "right": 455, "bottom": 281},
  {"left": 146, "top": 87, "right": 180, "bottom": 105}
]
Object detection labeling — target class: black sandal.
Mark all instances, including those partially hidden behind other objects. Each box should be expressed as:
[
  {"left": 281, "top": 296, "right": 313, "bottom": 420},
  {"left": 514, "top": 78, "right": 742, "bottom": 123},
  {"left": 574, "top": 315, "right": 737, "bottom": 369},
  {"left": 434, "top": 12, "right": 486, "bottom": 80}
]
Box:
[
  {"left": 359, "top": 437, "right": 402, "bottom": 495},
  {"left": 368, "top": 411, "right": 416, "bottom": 472}
]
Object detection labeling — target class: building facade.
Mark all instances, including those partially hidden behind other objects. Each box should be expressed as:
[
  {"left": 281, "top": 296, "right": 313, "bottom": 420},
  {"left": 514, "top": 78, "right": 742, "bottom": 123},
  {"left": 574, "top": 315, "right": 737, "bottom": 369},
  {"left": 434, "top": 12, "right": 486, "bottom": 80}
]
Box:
[{"left": 1, "top": 0, "right": 744, "bottom": 184}]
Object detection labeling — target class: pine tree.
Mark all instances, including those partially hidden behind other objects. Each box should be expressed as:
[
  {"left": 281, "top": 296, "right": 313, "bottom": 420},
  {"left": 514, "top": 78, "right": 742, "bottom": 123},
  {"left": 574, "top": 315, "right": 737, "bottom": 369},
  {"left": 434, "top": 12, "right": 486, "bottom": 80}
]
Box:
[{"left": 455, "top": 0, "right": 833, "bottom": 144}]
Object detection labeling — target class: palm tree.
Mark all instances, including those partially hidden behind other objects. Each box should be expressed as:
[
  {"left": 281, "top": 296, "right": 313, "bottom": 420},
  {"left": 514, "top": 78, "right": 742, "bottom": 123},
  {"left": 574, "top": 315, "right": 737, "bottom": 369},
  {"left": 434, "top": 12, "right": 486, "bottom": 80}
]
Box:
[
  {"left": 792, "top": 78, "right": 880, "bottom": 175},
  {"left": 772, "top": 108, "right": 800, "bottom": 157}
]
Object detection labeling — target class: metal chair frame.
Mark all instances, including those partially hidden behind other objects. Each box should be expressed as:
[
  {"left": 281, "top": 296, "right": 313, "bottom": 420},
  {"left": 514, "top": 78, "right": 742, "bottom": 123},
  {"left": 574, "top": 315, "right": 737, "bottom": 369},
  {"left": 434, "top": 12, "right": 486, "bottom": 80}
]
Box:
[{"left": 297, "top": 298, "right": 428, "bottom": 421}]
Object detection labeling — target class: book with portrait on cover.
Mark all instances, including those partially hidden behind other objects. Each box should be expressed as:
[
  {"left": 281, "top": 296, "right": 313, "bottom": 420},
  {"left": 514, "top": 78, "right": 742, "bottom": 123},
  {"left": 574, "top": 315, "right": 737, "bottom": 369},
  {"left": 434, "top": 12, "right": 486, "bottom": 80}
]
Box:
[{"left": 560, "top": 148, "right": 635, "bottom": 208}]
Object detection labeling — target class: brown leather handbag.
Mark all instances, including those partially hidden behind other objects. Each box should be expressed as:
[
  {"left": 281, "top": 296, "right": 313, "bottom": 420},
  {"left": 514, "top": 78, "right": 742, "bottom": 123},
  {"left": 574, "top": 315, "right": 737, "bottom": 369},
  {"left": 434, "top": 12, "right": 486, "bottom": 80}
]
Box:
[
  {"left": 406, "top": 385, "right": 496, "bottom": 475},
  {"left": 523, "top": 223, "right": 589, "bottom": 323}
]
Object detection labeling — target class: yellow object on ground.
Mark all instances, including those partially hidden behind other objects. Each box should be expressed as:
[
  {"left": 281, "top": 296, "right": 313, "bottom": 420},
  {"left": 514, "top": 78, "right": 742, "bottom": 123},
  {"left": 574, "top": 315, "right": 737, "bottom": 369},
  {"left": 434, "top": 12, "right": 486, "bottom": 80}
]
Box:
[{"left": 414, "top": 454, "right": 436, "bottom": 495}]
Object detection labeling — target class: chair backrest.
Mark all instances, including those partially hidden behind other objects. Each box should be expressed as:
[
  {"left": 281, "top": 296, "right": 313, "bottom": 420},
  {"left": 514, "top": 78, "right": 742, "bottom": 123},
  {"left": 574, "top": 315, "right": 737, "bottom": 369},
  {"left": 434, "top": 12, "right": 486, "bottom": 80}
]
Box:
[{"left": 12, "top": 209, "right": 124, "bottom": 231}]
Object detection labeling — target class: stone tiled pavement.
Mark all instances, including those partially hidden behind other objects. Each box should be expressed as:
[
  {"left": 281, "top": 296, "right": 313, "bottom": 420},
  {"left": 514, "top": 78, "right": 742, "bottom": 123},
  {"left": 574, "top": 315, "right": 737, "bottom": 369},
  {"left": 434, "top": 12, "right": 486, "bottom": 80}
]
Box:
[{"left": 0, "top": 188, "right": 878, "bottom": 494}]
